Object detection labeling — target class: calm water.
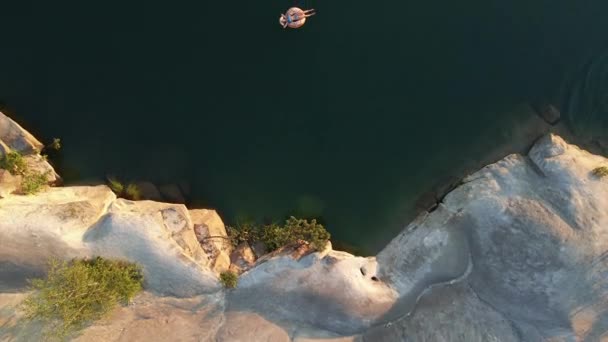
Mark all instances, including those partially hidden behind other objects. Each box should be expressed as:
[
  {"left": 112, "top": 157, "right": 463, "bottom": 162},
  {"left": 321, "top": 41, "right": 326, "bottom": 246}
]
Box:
[{"left": 2, "top": 2, "right": 608, "bottom": 252}]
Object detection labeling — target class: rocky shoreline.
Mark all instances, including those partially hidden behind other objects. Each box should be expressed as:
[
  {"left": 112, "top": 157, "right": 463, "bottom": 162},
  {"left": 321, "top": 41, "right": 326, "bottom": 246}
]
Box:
[{"left": 2, "top": 111, "right": 608, "bottom": 341}]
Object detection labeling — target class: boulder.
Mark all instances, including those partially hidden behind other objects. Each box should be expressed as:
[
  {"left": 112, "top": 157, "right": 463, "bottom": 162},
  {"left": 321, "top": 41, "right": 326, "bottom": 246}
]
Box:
[
  {"left": 23, "top": 154, "right": 61, "bottom": 184},
  {"left": 0, "top": 111, "right": 44, "bottom": 153},
  {"left": 84, "top": 199, "right": 217, "bottom": 297},
  {"left": 229, "top": 242, "right": 256, "bottom": 274},
  {"left": 159, "top": 184, "right": 186, "bottom": 204},
  {"left": 230, "top": 245, "right": 397, "bottom": 335},
  {"left": 190, "top": 209, "right": 232, "bottom": 273}
]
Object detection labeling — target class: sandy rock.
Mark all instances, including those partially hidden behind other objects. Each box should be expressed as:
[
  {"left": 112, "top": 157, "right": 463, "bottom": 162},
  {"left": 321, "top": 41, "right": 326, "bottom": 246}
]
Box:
[
  {"left": 0, "top": 140, "right": 9, "bottom": 157},
  {"left": 159, "top": 184, "right": 186, "bottom": 204},
  {"left": 191, "top": 209, "right": 232, "bottom": 273},
  {"left": 0, "top": 111, "right": 44, "bottom": 153},
  {"left": 431, "top": 134, "right": 608, "bottom": 340},
  {"left": 23, "top": 154, "right": 61, "bottom": 184},
  {"left": 84, "top": 199, "right": 217, "bottom": 297},
  {"left": 361, "top": 282, "right": 520, "bottom": 342},
  {"left": 0, "top": 186, "right": 116, "bottom": 290},
  {"left": 229, "top": 242, "right": 256, "bottom": 273},
  {"left": 0, "top": 169, "right": 21, "bottom": 198},
  {"left": 230, "top": 244, "right": 397, "bottom": 335}
]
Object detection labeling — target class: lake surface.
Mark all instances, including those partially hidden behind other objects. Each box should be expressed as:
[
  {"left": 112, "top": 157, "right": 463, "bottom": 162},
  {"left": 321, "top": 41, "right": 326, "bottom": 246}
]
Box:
[{"left": 2, "top": 2, "right": 608, "bottom": 252}]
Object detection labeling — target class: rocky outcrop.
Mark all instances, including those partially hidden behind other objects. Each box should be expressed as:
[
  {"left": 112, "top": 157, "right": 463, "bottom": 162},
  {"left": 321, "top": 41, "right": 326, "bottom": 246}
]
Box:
[
  {"left": 0, "top": 112, "right": 43, "bottom": 154},
  {"left": 2, "top": 111, "right": 608, "bottom": 341},
  {"left": 0, "top": 112, "right": 60, "bottom": 186},
  {"left": 191, "top": 209, "right": 232, "bottom": 273},
  {"left": 0, "top": 186, "right": 218, "bottom": 296}
]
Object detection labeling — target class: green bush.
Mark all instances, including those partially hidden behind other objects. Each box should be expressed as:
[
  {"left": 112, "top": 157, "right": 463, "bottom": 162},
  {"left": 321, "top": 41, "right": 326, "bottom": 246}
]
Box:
[
  {"left": 592, "top": 166, "right": 608, "bottom": 178},
  {"left": 0, "top": 151, "right": 27, "bottom": 175},
  {"left": 125, "top": 183, "right": 141, "bottom": 200},
  {"left": 47, "top": 138, "right": 62, "bottom": 151},
  {"left": 107, "top": 177, "right": 125, "bottom": 194},
  {"left": 23, "top": 257, "right": 143, "bottom": 340},
  {"left": 278, "top": 216, "right": 331, "bottom": 251},
  {"left": 227, "top": 217, "right": 331, "bottom": 253},
  {"left": 261, "top": 223, "right": 292, "bottom": 251},
  {"left": 21, "top": 171, "right": 50, "bottom": 195},
  {"left": 219, "top": 271, "right": 238, "bottom": 288},
  {"left": 107, "top": 178, "right": 142, "bottom": 201},
  {"left": 0, "top": 151, "right": 50, "bottom": 195},
  {"left": 226, "top": 222, "right": 261, "bottom": 248}
]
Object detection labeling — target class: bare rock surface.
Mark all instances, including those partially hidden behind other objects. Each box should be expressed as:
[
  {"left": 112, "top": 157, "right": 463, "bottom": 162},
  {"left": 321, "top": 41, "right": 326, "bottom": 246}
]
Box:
[
  {"left": 83, "top": 200, "right": 218, "bottom": 297},
  {"left": 191, "top": 209, "right": 232, "bottom": 273},
  {"left": 0, "top": 169, "right": 20, "bottom": 198},
  {"left": 0, "top": 112, "right": 43, "bottom": 153}
]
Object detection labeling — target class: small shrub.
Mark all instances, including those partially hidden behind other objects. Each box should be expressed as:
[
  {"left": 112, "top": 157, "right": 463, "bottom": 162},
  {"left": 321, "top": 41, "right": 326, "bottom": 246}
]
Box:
[
  {"left": 219, "top": 271, "right": 238, "bottom": 288},
  {"left": 226, "top": 222, "right": 261, "bottom": 248},
  {"left": 125, "top": 183, "right": 141, "bottom": 200},
  {"left": 21, "top": 171, "right": 50, "bottom": 195},
  {"left": 261, "top": 217, "right": 330, "bottom": 252},
  {"left": 261, "top": 223, "right": 292, "bottom": 251},
  {"left": 228, "top": 217, "right": 331, "bottom": 253},
  {"left": 592, "top": 166, "right": 608, "bottom": 178},
  {"left": 47, "top": 138, "right": 62, "bottom": 151},
  {"left": 107, "top": 177, "right": 125, "bottom": 195},
  {"left": 0, "top": 151, "right": 27, "bottom": 175},
  {"left": 23, "top": 257, "right": 143, "bottom": 340}
]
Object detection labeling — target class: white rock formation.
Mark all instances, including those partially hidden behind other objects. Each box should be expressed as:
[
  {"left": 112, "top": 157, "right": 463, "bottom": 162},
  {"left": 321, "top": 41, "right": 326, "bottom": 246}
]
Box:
[
  {"left": 1, "top": 110, "right": 608, "bottom": 341},
  {"left": 0, "top": 186, "right": 218, "bottom": 296}
]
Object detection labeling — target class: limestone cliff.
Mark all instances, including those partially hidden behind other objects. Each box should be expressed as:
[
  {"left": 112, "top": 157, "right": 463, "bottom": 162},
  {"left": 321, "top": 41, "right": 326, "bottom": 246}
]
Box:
[{"left": 1, "top": 112, "right": 607, "bottom": 341}]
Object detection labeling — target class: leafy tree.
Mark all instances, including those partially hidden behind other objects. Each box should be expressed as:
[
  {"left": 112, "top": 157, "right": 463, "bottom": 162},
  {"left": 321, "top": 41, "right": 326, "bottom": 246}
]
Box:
[{"left": 219, "top": 271, "right": 238, "bottom": 288}]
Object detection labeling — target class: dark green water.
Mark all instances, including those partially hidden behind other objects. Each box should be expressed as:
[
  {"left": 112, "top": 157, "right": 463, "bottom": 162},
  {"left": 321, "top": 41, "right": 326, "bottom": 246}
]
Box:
[{"left": 2, "top": 2, "right": 608, "bottom": 252}]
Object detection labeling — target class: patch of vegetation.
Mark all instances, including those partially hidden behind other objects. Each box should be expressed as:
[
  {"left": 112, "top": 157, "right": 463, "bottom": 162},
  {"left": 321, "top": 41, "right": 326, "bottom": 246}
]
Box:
[
  {"left": 592, "top": 166, "right": 608, "bottom": 179},
  {"left": 274, "top": 216, "right": 331, "bottom": 251},
  {"left": 21, "top": 171, "right": 50, "bottom": 195},
  {"left": 226, "top": 222, "right": 261, "bottom": 248},
  {"left": 0, "top": 151, "right": 50, "bottom": 194},
  {"left": 107, "top": 177, "right": 124, "bottom": 194},
  {"left": 227, "top": 216, "right": 331, "bottom": 252},
  {"left": 46, "top": 138, "right": 62, "bottom": 151},
  {"left": 22, "top": 257, "right": 143, "bottom": 340},
  {"left": 106, "top": 177, "right": 141, "bottom": 200},
  {"left": 0, "top": 151, "right": 27, "bottom": 175},
  {"left": 125, "top": 183, "right": 141, "bottom": 200},
  {"left": 219, "top": 271, "right": 238, "bottom": 288}
]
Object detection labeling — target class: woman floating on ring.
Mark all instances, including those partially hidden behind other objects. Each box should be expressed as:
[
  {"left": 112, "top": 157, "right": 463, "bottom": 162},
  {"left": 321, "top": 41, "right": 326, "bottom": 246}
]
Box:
[{"left": 279, "top": 8, "right": 316, "bottom": 29}]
